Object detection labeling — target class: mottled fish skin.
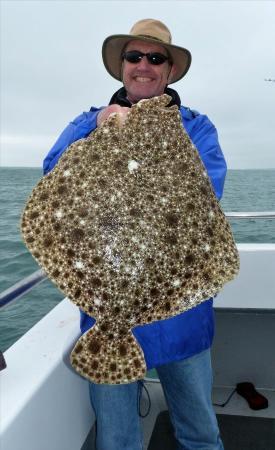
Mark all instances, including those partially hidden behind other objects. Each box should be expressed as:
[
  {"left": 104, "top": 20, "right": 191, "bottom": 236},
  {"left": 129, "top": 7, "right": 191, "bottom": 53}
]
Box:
[{"left": 21, "top": 94, "right": 239, "bottom": 384}]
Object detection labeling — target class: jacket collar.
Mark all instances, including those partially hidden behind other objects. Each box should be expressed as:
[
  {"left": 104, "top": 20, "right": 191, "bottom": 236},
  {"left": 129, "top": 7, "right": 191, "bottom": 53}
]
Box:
[{"left": 109, "top": 86, "right": 181, "bottom": 108}]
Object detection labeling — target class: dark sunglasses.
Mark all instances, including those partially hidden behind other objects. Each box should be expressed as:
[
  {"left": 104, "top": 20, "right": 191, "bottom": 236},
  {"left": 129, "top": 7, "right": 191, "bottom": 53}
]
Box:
[{"left": 122, "top": 50, "right": 171, "bottom": 65}]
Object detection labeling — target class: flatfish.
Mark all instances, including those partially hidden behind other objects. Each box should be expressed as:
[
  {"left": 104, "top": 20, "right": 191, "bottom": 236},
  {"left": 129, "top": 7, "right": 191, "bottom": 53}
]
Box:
[{"left": 21, "top": 94, "right": 239, "bottom": 384}]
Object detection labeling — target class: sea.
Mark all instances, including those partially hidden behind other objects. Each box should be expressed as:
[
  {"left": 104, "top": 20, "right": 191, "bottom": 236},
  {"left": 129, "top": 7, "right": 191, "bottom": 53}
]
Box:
[{"left": 0, "top": 167, "right": 275, "bottom": 352}]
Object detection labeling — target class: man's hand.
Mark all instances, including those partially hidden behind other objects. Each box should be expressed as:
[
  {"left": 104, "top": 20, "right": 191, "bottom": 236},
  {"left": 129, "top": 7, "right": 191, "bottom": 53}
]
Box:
[{"left": 97, "top": 105, "right": 130, "bottom": 127}]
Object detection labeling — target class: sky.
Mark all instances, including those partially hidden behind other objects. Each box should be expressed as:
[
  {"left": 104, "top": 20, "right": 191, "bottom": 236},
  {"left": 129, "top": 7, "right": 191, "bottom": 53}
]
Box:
[{"left": 1, "top": 0, "right": 275, "bottom": 169}]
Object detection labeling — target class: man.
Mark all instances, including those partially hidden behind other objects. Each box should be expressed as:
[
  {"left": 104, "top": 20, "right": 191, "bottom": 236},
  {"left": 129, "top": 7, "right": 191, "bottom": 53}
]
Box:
[{"left": 43, "top": 18, "right": 226, "bottom": 450}]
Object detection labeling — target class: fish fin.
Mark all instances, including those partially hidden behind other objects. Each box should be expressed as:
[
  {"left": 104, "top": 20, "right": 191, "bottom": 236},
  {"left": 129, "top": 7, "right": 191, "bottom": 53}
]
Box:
[{"left": 70, "top": 324, "right": 146, "bottom": 384}]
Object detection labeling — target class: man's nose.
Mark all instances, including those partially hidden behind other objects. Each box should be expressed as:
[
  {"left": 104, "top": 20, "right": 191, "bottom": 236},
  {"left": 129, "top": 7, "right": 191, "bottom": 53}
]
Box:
[{"left": 136, "top": 56, "right": 151, "bottom": 69}]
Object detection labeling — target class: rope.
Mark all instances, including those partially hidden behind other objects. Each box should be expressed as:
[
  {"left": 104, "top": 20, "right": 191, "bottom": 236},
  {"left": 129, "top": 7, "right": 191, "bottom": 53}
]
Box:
[
  {"left": 137, "top": 380, "right": 152, "bottom": 418},
  {"left": 213, "top": 388, "right": 237, "bottom": 407}
]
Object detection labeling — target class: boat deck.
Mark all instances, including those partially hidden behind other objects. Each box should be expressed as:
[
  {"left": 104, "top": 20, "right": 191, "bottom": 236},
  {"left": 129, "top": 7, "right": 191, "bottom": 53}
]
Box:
[{"left": 81, "top": 382, "right": 275, "bottom": 449}]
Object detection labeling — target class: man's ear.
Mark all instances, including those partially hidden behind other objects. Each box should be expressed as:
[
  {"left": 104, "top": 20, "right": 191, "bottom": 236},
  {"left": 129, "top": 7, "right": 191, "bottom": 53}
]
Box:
[{"left": 167, "top": 64, "right": 177, "bottom": 84}]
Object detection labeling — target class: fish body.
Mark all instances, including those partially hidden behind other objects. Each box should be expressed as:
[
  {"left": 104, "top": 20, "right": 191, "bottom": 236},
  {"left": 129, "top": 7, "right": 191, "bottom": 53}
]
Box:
[{"left": 21, "top": 94, "right": 239, "bottom": 384}]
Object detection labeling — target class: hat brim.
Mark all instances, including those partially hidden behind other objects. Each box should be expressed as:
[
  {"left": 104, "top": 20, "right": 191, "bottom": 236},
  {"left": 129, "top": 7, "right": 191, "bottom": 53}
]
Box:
[{"left": 102, "top": 34, "right": 192, "bottom": 84}]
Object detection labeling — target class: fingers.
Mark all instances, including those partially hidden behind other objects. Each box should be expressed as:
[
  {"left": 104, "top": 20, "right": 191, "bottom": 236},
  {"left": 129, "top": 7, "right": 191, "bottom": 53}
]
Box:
[{"left": 97, "top": 105, "right": 130, "bottom": 127}]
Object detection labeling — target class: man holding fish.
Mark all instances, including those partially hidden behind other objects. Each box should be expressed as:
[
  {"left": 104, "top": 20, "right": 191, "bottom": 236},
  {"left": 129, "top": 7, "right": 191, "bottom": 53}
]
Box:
[{"left": 43, "top": 18, "right": 226, "bottom": 450}]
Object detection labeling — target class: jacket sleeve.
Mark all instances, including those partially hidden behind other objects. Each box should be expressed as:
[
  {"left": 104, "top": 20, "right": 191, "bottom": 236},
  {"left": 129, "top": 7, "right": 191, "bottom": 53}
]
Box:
[
  {"left": 43, "top": 108, "right": 102, "bottom": 175},
  {"left": 181, "top": 109, "right": 227, "bottom": 200}
]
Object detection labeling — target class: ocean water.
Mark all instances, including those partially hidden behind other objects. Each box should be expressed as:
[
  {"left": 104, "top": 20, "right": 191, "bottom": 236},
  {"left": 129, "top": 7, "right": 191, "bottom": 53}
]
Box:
[{"left": 0, "top": 167, "right": 275, "bottom": 352}]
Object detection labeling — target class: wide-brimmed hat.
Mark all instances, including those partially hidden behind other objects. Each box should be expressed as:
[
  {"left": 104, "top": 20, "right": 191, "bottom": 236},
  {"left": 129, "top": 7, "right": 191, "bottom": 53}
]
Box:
[{"left": 102, "top": 19, "right": 192, "bottom": 84}]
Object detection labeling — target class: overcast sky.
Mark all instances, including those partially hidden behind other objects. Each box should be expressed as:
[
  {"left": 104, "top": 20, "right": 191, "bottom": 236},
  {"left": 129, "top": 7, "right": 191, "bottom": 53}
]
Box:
[{"left": 1, "top": 0, "right": 275, "bottom": 169}]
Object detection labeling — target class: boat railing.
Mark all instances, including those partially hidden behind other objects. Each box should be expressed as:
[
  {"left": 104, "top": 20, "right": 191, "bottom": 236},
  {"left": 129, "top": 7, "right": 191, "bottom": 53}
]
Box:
[
  {"left": 0, "top": 269, "right": 47, "bottom": 311},
  {"left": 225, "top": 211, "right": 275, "bottom": 219},
  {"left": 1, "top": 211, "right": 275, "bottom": 312}
]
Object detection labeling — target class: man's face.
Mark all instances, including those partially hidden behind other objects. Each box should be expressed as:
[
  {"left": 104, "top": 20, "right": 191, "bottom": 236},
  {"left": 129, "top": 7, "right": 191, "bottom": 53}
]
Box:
[{"left": 121, "top": 40, "right": 176, "bottom": 104}]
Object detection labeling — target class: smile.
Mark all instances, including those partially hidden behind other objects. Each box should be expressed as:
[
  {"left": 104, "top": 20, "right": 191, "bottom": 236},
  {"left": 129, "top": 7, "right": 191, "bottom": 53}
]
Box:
[{"left": 134, "top": 77, "right": 154, "bottom": 82}]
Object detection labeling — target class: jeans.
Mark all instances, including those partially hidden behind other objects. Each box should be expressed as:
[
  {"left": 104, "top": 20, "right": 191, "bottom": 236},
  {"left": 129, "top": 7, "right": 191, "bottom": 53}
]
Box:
[{"left": 89, "top": 348, "right": 224, "bottom": 450}]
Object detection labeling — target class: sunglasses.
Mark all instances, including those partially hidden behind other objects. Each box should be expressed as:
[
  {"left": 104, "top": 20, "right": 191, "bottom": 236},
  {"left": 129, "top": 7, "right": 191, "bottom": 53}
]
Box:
[{"left": 122, "top": 50, "right": 171, "bottom": 65}]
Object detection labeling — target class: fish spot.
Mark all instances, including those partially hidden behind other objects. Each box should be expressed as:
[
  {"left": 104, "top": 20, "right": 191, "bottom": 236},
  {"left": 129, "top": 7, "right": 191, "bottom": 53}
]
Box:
[
  {"left": 43, "top": 235, "right": 53, "bottom": 247},
  {"left": 167, "top": 288, "right": 174, "bottom": 296},
  {"left": 133, "top": 359, "right": 141, "bottom": 368},
  {"left": 121, "top": 280, "right": 129, "bottom": 289},
  {"left": 91, "top": 360, "right": 99, "bottom": 370},
  {"left": 110, "top": 362, "right": 117, "bottom": 372},
  {"left": 93, "top": 256, "right": 102, "bottom": 264},
  {"left": 71, "top": 228, "right": 85, "bottom": 242},
  {"left": 88, "top": 339, "right": 101, "bottom": 354},
  {"left": 186, "top": 202, "right": 195, "bottom": 211},
  {"left": 57, "top": 184, "right": 68, "bottom": 195},
  {"left": 129, "top": 208, "right": 141, "bottom": 217},
  {"left": 203, "top": 272, "right": 211, "bottom": 281},
  {"left": 175, "top": 162, "right": 188, "bottom": 173},
  {"left": 76, "top": 271, "right": 84, "bottom": 279},
  {"left": 150, "top": 287, "right": 160, "bottom": 297},
  {"left": 145, "top": 257, "right": 154, "bottom": 267},
  {"left": 206, "top": 227, "right": 214, "bottom": 237},
  {"left": 29, "top": 211, "right": 39, "bottom": 220},
  {"left": 90, "top": 153, "right": 101, "bottom": 162},
  {"left": 185, "top": 254, "right": 195, "bottom": 265},
  {"left": 98, "top": 178, "right": 107, "bottom": 187},
  {"left": 53, "top": 223, "right": 61, "bottom": 231},
  {"left": 74, "top": 288, "right": 81, "bottom": 298},
  {"left": 52, "top": 269, "right": 60, "bottom": 278},
  {"left": 100, "top": 322, "right": 109, "bottom": 332},
  {"left": 74, "top": 343, "right": 83, "bottom": 354},
  {"left": 92, "top": 277, "right": 102, "bottom": 288},
  {"left": 165, "top": 213, "right": 179, "bottom": 227},
  {"left": 78, "top": 207, "right": 88, "bottom": 217},
  {"left": 165, "top": 301, "right": 171, "bottom": 311},
  {"left": 40, "top": 192, "right": 49, "bottom": 201},
  {"left": 26, "top": 236, "right": 35, "bottom": 244},
  {"left": 164, "top": 234, "right": 178, "bottom": 245}
]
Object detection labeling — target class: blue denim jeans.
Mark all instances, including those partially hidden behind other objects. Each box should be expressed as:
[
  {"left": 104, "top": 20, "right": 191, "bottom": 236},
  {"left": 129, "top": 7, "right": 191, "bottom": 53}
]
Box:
[{"left": 89, "top": 349, "right": 224, "bottom": 450}]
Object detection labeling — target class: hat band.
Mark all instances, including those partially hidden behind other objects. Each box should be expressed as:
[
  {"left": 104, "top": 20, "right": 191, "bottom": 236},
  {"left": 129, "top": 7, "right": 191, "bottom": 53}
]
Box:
[{"left": 132, "top": 34, "right": 169, "bottom": 44}]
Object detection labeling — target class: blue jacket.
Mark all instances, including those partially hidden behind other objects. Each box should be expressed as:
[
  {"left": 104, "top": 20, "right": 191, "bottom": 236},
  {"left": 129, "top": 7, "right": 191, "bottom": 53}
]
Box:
[{"left": 43, "top": 104, "right": 227, "bottom": 370}]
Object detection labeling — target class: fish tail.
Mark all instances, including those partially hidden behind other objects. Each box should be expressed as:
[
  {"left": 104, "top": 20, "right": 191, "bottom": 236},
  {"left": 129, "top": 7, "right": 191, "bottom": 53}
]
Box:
[{"left": 70, "top": 325, "right": 147, "bottom": 384}]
